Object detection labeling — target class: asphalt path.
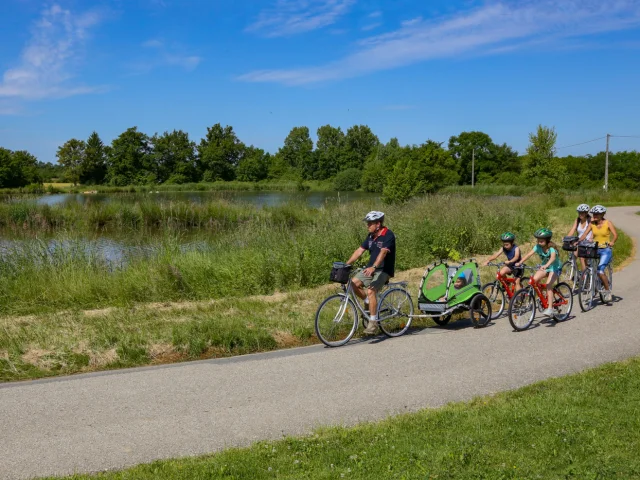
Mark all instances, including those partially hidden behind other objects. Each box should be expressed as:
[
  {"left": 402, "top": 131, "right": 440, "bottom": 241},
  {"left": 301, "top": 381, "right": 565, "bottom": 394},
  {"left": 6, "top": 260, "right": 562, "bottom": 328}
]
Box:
[{"left": 1, "top": 207, "right": 639, "bottom": 480}]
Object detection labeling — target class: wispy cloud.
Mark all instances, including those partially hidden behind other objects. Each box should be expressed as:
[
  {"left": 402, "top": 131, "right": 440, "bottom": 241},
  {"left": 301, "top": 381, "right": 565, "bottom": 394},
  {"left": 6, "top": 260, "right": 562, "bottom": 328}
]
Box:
[
  {"left": 361, "top": 22, "right": 381, "bottom": 31},
  {"left": 246, "top": 0, "right": 355, "bottom": 37},
  {"left": 0, "top": 4, "right": 106, "bottom": 100},
  {"left": 240, "top": 0, "right": 640, "bottom": 85},
  {"left": 134, "top": 39, "right": 202, "bottom": 72}
]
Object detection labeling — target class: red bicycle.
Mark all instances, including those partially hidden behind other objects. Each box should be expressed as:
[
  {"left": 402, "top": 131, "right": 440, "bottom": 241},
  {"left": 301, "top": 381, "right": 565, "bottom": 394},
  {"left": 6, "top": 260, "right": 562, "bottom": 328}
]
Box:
[
  {"left": 507, "top": 265, "right": 573, "bottom": 331},
  {"left": 481, "top": 262, "right": 527, "bottom": 319}
]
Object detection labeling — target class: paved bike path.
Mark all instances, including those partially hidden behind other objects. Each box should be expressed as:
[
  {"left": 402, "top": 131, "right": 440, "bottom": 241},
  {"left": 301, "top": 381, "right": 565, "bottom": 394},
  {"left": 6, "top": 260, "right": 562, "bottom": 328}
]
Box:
[{"left": 1, "top": 207, "right": 639, "bottom": 480}]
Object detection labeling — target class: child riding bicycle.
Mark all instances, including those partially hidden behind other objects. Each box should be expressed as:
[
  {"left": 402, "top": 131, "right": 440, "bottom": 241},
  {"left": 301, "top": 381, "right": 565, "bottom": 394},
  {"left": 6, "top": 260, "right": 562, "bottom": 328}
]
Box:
[
  {"left": 578, "top": 205, "right": 617, "bottom": 303},
  {"left": 483, "top": 232, "right": 523, "bottom": 291},
  {"left": 517, "top": 228, "right": 562, "bottom": 317}
]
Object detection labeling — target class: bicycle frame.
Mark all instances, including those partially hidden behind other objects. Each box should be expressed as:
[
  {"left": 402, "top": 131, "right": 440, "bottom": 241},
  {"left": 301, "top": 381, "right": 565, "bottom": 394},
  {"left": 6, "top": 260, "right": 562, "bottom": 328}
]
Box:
[
  {"left": 524, "top": 267, "right": 569, "bottom": 311},
  {"left": 494, "top": 269, "right": 519, "bottom": 299},
  {"left": 339, "top": 273, "right": 408, "bottom": 322}
]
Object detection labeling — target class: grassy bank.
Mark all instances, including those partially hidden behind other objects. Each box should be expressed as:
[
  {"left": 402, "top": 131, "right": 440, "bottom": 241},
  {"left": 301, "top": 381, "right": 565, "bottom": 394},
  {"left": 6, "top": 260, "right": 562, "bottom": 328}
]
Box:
[
  {"left": 0, "top": 196, "right": 549, "bottom": 317},
  {"left": 49, "top": 357, "right": 640, "bottom": 479},
  {"left": 0, "top": 199, "right": 319, "bottom": 234}
]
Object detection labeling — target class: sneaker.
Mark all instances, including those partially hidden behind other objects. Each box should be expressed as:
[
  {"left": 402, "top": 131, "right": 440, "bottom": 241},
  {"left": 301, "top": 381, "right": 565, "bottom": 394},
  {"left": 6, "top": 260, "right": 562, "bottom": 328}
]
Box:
[
  {"left": 541, "top": 308, "right": 555, "bottom": 317},
  {"left": 604, "top": 291, "right": 612, "bottom": 303},
  {"left": 363, "top": 321, "right": 379, "bottom": 335}
]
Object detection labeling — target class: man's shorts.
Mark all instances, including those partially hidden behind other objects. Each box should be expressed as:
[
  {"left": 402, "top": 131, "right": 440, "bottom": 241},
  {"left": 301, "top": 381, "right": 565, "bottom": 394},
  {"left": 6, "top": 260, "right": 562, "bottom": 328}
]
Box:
[{"left": 354, "top": 269, "right": 390, "bottom": 291}]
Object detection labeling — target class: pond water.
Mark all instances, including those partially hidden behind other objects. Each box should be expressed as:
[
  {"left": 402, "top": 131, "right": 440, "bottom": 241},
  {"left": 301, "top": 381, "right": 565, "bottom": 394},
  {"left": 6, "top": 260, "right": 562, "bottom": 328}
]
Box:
[
  {"left": 6, "top": 190, "right": 377, "bottom": 208},
  {"left": 0, "top": 190, "right": 379, "bottom": 267}
]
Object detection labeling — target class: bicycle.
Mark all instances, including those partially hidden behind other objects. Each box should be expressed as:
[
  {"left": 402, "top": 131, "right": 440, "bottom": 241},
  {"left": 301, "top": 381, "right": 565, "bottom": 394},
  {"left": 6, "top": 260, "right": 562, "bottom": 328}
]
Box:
[
  {"left": 507, "top": 265, "right": 574, "bottom": 331},
  {"left": 559, "top": 236, "right": 582, "bottom": 291},
  {"left": 315, "top": 265, "right": 414, "bottom": 347},
  {"left": 577, "top": 243, "right": 614, "bottom": 312},
  {"left": 481, "top": 262, "right": 527, "bottom": 319}
]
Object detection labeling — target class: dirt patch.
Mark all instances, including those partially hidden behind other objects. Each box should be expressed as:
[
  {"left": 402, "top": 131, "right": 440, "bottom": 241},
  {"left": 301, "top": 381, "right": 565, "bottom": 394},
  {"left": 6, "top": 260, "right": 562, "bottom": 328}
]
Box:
[
  {"left": 272, "top": 331, "right": 303, "bottom": 348},
  {"left": 0, "top": 350, "right": 8, "bottom": 360},
  {"left": 83, "top": 307, "right": 115, "bottom": 318},
  {"left": 89, "top": 349, "right": 118, "bottom": 368},
  {"left": 21, "top": 348, "right": 55, "bottom": 369}
]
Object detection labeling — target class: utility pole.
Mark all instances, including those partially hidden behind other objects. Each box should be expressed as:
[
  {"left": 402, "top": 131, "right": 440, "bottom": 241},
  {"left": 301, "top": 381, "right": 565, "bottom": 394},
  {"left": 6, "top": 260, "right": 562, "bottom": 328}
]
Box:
[
  {"left": 604, "top": 134, "right": 610, "bottom": 192},
  {"left": 472, "top": 148, "right": 475, "bottom": 188}
]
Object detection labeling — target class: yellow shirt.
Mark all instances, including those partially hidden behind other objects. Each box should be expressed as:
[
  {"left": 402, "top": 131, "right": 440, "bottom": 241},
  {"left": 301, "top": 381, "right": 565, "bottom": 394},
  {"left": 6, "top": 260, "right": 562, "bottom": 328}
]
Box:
[{"left": 591, "top": 220, "right": 611, "bottom": 246}]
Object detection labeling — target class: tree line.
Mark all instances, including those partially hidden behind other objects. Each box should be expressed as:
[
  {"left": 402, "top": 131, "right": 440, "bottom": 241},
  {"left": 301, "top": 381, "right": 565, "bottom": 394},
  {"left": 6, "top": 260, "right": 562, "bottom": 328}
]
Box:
[{"left": 1, "top": 123, "right": 639, "bottom": 200}]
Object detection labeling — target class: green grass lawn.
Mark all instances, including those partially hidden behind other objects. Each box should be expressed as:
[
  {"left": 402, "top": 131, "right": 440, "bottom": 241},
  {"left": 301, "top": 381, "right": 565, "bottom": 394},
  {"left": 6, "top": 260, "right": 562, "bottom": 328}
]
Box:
[{"left": 48, "top": 357, "right": 640, "bottom": 479}]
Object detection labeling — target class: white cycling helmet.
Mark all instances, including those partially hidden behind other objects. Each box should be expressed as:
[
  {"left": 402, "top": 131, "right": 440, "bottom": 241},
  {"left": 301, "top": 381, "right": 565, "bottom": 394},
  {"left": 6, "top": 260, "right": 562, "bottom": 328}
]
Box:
[
  {"left": 591, "top": 205, "right": 607, "bottom": 214},
  {"left": 577, "top": 204, "right": 590, "bottom": 213},
  {"left": 364, "top": 211, "right": 385, "bottom": 222}
]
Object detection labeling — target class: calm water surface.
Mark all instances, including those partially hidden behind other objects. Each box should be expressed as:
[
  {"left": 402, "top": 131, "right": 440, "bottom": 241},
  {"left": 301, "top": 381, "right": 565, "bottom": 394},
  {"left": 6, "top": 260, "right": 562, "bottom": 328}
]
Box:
[{"left": 0, "top": 190, "right": 378, "bottom": 266}]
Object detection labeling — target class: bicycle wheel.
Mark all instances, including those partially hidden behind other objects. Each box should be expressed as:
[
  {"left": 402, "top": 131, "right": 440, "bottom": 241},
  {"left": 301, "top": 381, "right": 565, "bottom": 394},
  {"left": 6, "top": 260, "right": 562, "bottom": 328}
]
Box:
[
  {"left": 578, "top": 269, "right": 595, "bottom": 312},
  {"left": 315, "top": 294, "right": 358, "bottom": 347},
  {"left": 508, "top": 287, "right": 536, "bottom": 331},
  {"left": 552, "top": 282, "right": 573, "bottom": 322},
  {"left": 470, "top": 294, "right": 492, "bottom": 328},
  {"left": 433, "top": 314, "right": 451, "bottom": 326},
  {"left": 560, "top": 260, "right": 576, "bottom": 290},
  {"left": 481, "top": 282, "right": 505, "bottom": 319},
  {"left": 378, "top": 288, "right": 414, "bottom": 337}
]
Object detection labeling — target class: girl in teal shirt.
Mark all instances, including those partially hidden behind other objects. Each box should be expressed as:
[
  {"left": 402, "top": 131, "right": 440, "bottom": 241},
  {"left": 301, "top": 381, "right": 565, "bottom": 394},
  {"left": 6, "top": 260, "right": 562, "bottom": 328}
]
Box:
[{"left": 517, "top": 228, "right": 562, "bottom": 317}]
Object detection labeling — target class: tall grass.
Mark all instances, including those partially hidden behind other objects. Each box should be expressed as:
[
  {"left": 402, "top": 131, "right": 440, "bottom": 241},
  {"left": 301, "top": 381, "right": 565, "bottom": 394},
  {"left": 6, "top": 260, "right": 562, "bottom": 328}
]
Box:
[{"left": 0, "top": 196, "right": 550, "bottom": 316}]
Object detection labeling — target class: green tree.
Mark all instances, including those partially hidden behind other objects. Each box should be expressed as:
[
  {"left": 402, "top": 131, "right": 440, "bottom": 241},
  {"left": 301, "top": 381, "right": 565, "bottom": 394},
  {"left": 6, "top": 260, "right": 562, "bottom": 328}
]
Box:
[
  {"left": 279, "top": 126, "right": 314, "bottom": 179},
  {"left": 106, "top": 127, "right": 152, "bottom": 186},
  {"left": 361, "top": 138, "right": 404, "bottom": 192},
  {"left": 0, "top": 148, "right": 41, "bottom": 188},
  {"left": 151, "top": 130, "right": 197, "bottom": 184},
  {"left": 315, "top": 125, "right": 345, "bottom": 180},
  {"left": 344, "top": 125, "right": 379, "bottom": 170},
  {"left": 56, "top": 139, "right": 86, "bottom": 185},
  {"left": 333, "top": 168, "right": 362, "bottom": 191},
  {"left": 82, "top": 131, "right": 107, "bottom": 185},
  {"left": 236, "top": 147, "right": 270, "bottom": 182},
  {"left": 383, "top": 141, "right": 459, "bottom": 203},
  {"left": 523, "top": 125, "right": 565, "bottom": 191},
  {"left": 197, "top": 124, "right": 244, "bottom": 182}
]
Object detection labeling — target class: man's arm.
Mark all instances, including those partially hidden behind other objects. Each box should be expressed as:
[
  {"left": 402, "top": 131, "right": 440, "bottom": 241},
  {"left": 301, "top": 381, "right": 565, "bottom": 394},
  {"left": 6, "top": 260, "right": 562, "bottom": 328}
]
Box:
[{"left": 347, "top": 247, "right": 366, "bottom": 265}]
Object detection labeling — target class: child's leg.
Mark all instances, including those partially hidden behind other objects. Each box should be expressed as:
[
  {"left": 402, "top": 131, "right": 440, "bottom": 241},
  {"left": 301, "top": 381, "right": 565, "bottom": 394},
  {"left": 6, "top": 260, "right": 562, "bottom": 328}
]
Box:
[{"left": 546, "top": 272, "right": 558, "bottom": 308}]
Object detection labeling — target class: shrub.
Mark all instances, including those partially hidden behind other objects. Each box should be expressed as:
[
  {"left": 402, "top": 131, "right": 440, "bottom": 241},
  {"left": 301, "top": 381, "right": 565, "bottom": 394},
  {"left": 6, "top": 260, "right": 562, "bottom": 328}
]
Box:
[{"left": 333, "top": 168, "right": 362, "bottom": 191}]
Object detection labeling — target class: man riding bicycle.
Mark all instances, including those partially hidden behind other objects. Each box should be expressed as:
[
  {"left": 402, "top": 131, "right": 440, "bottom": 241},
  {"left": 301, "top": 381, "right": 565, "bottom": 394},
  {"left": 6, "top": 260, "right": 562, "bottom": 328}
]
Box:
[{"left": 346, "top": 211, "right": 396, "bottom": 335}]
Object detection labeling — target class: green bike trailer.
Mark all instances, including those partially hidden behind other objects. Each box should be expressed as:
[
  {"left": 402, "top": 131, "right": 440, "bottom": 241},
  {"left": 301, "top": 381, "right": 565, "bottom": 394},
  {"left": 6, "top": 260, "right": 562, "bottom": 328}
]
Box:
[{"left": 415, "top": 259, "right": 492, "bottom": 327}]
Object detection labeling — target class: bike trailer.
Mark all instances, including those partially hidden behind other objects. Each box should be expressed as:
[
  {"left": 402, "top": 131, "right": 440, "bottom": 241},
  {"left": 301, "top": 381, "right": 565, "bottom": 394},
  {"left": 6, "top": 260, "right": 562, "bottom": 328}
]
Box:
[
  {"left": 562, "top": 236, "right": 579, "bottom": 251},
  {"left": 577, "top": 241, "right": 598, "bottom": 259},
  {"left": 417, "top": 260, "right": 482, "bottom": 312}
]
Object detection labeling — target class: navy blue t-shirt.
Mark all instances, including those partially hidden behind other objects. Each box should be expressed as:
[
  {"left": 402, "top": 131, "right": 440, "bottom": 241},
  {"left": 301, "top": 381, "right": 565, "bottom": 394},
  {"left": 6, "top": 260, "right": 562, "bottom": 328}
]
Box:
[{"left": 361, "top": 227, "right": 396, "bottom": 277}]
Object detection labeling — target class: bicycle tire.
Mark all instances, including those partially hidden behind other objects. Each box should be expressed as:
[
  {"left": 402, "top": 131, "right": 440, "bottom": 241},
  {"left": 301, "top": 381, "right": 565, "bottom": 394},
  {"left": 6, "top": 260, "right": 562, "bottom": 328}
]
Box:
[
  {"left": 378, "top": 288, "right": 414, "bottom": 338},
  {"left": 481, "top": 282, "right": 505, "bottom": 319},
  {"left": 433, "top": 314, "right": 451, "bottom": 326},
  {"left": 552, "top": 282, "right": 573, "bottom": 322},
  {"left": 314, "top": 294, "right": 358, "bottom": 347},
  {"left": 470, "top": 294, "right": 492, "bottom": 328},
  {"left": 578, "top": 269, "right": 595, "bottom": 312},
  {"left": 560, "top": 260, "right": 576, "bottom": 291},
  {"left": 508, "top": 287, "right": 536, "bottom": 331}
]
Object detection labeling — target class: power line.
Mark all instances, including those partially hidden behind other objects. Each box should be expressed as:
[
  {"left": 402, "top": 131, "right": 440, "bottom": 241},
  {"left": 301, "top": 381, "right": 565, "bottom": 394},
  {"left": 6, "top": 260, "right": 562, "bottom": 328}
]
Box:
[
  {"left": 556, "top": 136, "right": 606, "bottom": 150},
  {"left": 611, "top": 135, "right": 640, "bottom": 139}
]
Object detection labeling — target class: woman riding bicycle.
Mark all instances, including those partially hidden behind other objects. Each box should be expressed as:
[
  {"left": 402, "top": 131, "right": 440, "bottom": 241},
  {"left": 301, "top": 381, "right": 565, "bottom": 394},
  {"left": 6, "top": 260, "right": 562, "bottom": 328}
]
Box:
[
  {"left": 567, "top": 204, "right": 592, "bottom": 272},
  {"left": 483, "top": 232, "right": 523, "bottom": 291},
  {"left": 517, "top": 228, "right": 562, "bottom": 317},
  {"left": 578, "top": 205, "right": 617, "bottom": 303}
]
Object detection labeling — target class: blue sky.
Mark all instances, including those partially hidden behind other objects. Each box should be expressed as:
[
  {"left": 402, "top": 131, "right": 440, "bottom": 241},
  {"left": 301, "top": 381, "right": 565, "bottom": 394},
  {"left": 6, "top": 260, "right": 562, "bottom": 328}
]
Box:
[{"left": 1, "top": 0, "right": 640, "bottom": 164}]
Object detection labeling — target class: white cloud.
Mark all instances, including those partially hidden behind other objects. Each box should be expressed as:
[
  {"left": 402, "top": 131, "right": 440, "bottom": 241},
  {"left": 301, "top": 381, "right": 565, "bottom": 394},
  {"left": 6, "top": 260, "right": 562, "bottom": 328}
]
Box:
[
  {"left": 246, "top": 0, "right": 355, "bottom": 37},
  {"left": 134, "top": 39, "right": 202, "bottom": 72},
  {"left": 142, "top": 39, "right": 164, "bottom": 48},
  {"left": 0, "top": 4, "right": 106, "bottom": 100},
  {"left": 239, "top": 0, "right": 640, "bottom": 85},
  {"left": 361, "top": 22, "right": 381, "bottom": 31}
]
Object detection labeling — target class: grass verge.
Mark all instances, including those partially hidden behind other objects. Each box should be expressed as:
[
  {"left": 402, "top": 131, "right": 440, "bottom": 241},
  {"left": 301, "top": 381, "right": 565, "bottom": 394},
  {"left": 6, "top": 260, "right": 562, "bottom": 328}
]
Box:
[{"left": 47, "top": 357, "right": 640, "bottom": 479}]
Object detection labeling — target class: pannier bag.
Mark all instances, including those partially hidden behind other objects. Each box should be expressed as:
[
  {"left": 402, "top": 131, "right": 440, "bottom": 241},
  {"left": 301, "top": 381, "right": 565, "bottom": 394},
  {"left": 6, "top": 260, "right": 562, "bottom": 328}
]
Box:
[
  {"left": 562, "top": 236, "right": 579, "bottom": 252},
  {"left": 330, "top": 262, "right": 352, "bottom": 284},
  {"left": 577, "top": 241, "right": 599, "bottom": 259}
]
